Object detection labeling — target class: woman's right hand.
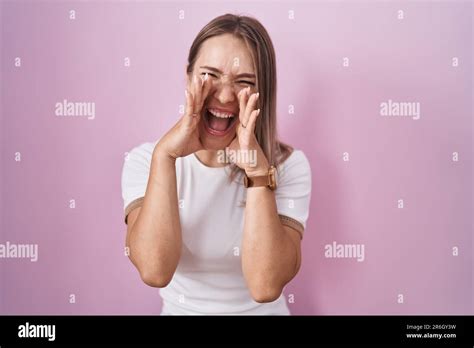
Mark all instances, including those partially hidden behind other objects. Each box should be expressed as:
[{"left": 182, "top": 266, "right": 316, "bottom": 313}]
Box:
[{"left": 154, "top": 73, "right": 212, "bottom": 160}]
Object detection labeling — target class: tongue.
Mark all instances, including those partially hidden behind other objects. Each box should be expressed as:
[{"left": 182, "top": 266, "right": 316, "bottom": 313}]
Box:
[{"left": 208, "top": 114, "right": 231, "bottom": 131}]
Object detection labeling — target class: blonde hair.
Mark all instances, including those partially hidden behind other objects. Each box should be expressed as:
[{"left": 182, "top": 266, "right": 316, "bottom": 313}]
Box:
[{"left": 186, "top": 13, "right": 292, "bottom": 181}]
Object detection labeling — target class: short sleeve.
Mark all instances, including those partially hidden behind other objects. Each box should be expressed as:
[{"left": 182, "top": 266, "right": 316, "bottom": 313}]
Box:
[
  {"left": 275, "top": 150, "right": 312, "bottom": 239},
  {"left": 121, "top": 142, "right": 155, "bottom": 224}
]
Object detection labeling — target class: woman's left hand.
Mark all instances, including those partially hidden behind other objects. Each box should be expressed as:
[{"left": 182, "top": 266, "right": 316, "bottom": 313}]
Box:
[{"left": 228, "top": 87, "right": 270, "bottom": 177}]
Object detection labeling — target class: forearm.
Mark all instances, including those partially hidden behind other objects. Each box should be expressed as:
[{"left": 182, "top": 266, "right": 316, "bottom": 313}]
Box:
[
  {"left": 242, "top": 186, "right": 299, "bottom": 301},
  {"left": 128, "top": 150, "right": 182, "bottom": 286}
]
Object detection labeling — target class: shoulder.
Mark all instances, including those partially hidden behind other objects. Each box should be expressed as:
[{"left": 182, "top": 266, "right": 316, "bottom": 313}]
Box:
[
  {"left": 277, "top": 149, "right": 312, "bottom": 183},
  {"left": 123, "top": 140, "right": 160, "bottom": 170},
  {"left": 274, "top": 149, "right": 312, "bottom": 232},
  {"left": 281, "top": 149, "right": 310, "bottom": 167},
  {"left": 127, "top": 140, "right": 157, "bottom": 162},
  {"left": 121, "top": 140, "right": 160, "bottom": 185}
]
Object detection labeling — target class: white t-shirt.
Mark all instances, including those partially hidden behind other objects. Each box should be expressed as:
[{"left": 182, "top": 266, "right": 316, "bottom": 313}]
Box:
[{"left": 121, "top": 140, "right": 312, "bottom": 315}]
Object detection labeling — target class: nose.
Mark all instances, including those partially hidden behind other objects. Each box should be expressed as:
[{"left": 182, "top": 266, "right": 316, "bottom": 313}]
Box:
[
  {"left": 211, "top": 75, "right": 237, "bottom": 104},
  {"left": 215, "top": 84, "right": 236, "bottom": 104}
]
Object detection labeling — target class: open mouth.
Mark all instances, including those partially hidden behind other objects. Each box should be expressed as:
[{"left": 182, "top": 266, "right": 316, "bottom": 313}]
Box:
[{"left": 203, "top": 107, "right": 238, "bottom": 136}]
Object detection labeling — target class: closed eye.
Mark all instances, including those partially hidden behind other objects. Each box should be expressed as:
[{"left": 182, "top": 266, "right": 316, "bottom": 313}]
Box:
[
  {"left": 237, "top": 80, "right": 255, "bottom": 86},
  {"left": 201, "top": 72, "right": 218, "bottom": 78},
  {"left": 201, "top": 72, "right": 255, "bottom": 86}
]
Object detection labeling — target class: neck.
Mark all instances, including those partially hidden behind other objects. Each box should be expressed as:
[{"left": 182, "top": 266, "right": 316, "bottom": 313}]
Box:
[{"left": 195, "top": 150, "right": 227, "bottom": 168}]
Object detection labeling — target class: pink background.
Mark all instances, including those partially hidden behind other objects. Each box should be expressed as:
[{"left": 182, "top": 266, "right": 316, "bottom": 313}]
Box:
[{"left": 1, "top": 0, "right": 472, "bottom": 314}]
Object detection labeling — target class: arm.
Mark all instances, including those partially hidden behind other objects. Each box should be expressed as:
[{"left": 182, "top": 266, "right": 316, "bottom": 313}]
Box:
[
  {"left": 242, "top": 182, "right": 302, "bottom": 303},
  {"left": 126, "top": 151, "right": 181, "bottom": 288},
  {"left": 230, "top": 88, "right": 302, "bottom": 302},
  {"left": 125, "top": 73, "right": 211, "bottom": 287}
]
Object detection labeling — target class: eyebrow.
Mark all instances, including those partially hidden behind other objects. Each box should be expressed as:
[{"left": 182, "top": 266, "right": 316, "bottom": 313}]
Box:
[{"left": 199, "top": 66, "right": 256, "bottom": 79}]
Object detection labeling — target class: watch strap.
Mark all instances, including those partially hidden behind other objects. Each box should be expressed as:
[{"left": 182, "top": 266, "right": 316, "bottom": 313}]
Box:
[
  {"left": 245, "top": 175, "right": 270, "bottom": 188},
  {"left": 244, "top": 166, "right": 277, "bottom": 190}
]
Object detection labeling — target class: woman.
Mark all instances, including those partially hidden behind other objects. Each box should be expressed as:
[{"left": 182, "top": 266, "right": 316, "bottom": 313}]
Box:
[{"left": 121, "top": 13, "right": 311, "bottom": 315}]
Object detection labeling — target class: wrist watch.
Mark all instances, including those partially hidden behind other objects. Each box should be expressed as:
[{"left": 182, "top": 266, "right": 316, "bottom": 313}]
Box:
[{"left": 243, "top": 165, "right": 277, "bottom": 190}]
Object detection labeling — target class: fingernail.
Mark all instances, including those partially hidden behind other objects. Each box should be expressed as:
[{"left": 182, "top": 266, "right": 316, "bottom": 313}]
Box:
[
  {"left": 246, "top": 87, "right": 250, "bottom": 95},
  {"left": 257, "top": 108, "right": 261, "bottom": 115},
  {"left": 255, "top": 92, "right": 259, "bottom": 99},
  {"left": 204, "top": 72, "right": 209, "bottom": 81}
]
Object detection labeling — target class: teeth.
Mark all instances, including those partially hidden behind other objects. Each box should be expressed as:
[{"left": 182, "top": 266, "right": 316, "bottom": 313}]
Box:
[{"left": 208, "top": 108, "right": 235, "bottom": 119}]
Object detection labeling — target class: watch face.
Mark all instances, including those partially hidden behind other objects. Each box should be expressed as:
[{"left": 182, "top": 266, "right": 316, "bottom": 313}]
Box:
[{"left": 269, "top": 166, "right": 276, "bottom": 190}]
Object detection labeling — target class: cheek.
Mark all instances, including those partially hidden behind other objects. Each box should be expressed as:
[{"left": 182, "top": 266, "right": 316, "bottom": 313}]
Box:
[{"left": 235, "top": 84, "right": 253, "bottom": 95}]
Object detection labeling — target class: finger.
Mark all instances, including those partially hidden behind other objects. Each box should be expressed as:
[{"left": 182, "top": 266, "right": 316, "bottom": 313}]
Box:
[
  {"left": 238, "top": 86, "right": 250, "bottom": 126},
  {"left": 246, "top": 108, "right": 261, "bottom": 134},
  {"left": 243, "top": 91, "right": 259, "bottom": 128},
  {"left": 192, "top": 74, "right": 202, "bottom": 116},
  {"left": 184, "top": 89, "right": 195, "bottom": 126},
  {"left": 196, "top": 73, "right": 211, "bottom": 112}
]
